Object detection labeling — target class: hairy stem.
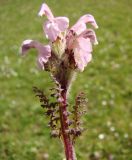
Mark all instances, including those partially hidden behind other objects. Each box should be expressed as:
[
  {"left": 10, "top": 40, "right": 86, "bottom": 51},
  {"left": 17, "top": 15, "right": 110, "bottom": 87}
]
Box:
[{"left": 60, "top": 89, "right": 77, "bottom": 160}]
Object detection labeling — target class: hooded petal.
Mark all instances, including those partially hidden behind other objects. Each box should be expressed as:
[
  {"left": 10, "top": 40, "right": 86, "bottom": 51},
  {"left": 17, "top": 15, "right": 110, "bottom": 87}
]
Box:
[
  {"left": 39, "top": 3, "right": 69, "bottom": 41},
  {"left": 21, "top": 39, "right": 34, "bottom": 55},
  {"left": 44, "top": 21, "right": 60, "bottom": 42},
  {"left": 54, "top": 17, "right": 69, "bottom": 31},
  {"left": 71, "top": 22, "right": 87, "bottom": 35},
  {"left": 73, "top": 38, "right": 92, "bottom": 71},
  {"left": 21, "top": 40, "right": 51, "bottom": 69},
  {"left": 71, "top": 14, "right": 98, "bottom": 35},
  {"left": 43, "top": 17, "right": 69, "bottom": 42},
  {"left": 78, "top": 14, "right": 98, "bottom": 29},
  {"left": 80, "top": 29, "right": 98, "bottom": 45},
  {"left": 38, "top": 3, "right": 54, "bottom": 20}
]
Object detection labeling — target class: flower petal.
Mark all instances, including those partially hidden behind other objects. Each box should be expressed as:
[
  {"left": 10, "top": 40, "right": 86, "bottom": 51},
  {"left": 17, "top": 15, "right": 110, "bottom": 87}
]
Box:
[
  {"left": 54, "top": 17, "right": 69, "bottom": 31},
  {"left": 80, "top": 29, "right": 98, "bottom": 45},
  {"left": 71, "top": 14, "right": 98, "bottom": 35},
  {"left": 44, "top": 21, "right": 60, "bottom": 42},
  {"left": 79, "top": 14, "right": 98, "bottom": 29},
  {"left": 71, "top": 22, "right": 87, "bottom": 35},
  {"left": 70, "top": 22, "right": 87, "bottom": 35},
  {"left": 21, "top": 39, "right": 33, "bottom": 55},
  {"left": 36, "top": 44, "right": 51, "bottom": 69},
  {"left": 77, "top": 37, "right": 92, "bottom": 52},
  {"left": 38, "top": 3, "right": 54, "bottom": 20},
  {"left": 21, "top": 40, "right": 51, "bottom": 69},
  {"left": 74, "top": 48, "right": 92, "bottom": 72},
  {"left": 73, "top": 38, "right": 92, "bottom": 71}
]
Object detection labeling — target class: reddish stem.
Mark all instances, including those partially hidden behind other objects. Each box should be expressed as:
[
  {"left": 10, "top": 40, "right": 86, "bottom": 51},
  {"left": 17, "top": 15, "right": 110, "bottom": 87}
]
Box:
[{"left": 60, "top": 89, "right": 76, "bottom": 160}]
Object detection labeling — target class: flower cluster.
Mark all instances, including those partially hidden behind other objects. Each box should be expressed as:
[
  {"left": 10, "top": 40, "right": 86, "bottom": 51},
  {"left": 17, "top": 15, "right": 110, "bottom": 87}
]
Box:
[{"left": 21, "top": 3, "right": 98, "bottom": 72}]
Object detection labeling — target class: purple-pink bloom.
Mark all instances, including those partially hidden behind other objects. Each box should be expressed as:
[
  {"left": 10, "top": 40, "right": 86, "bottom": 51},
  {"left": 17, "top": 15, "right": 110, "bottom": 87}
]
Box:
[
  {"left": 66, "top": 15, "right": 98, "bottom": 71},
  {"left": 80, "top": 29, "right": 98, "bottom": 45},
  {"left": 21, "top": 40, "right": 51, "bottom": 70},
  {"left": 67, "top": 32, "right": 92, "bottom": 71},
  {"left": 21, "top": 3, "right": 98, "bottom": 72},
  {"left": 74, "top": 39, "right": 92, "bottom": 72},
  {"left": 71, "top": 14, "right": 98, "bottom": 35},
  {"left": 38, "top": 3, "right": 69, "bottom": 42}
]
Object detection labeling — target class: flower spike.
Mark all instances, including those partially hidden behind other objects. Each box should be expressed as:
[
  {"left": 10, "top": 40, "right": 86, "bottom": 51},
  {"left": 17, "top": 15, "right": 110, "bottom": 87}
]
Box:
[{"left": 20, "top": 3, "right": 99, "bottom": 159}]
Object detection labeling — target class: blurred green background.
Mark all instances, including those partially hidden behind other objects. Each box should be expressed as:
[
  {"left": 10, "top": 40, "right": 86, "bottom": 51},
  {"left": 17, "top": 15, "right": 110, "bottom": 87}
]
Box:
[{"left": 0, "top": 0, "right": 131, "bottom": 159}]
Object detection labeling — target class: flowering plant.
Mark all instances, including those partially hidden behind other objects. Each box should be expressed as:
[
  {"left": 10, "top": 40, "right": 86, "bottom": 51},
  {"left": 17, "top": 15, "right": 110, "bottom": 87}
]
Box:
[{"left": 21, "top": 3, "right": 98, "bottom": 160}]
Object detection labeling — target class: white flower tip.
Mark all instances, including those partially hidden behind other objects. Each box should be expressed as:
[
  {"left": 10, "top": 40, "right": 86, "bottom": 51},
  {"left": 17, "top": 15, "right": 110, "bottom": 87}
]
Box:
[
  {"left": 22, "top": 39, "right": 33, "bottom": 45},
  {"left": 94, "top": 41, "right": 99, "bottom": 45},
  {"left": 38, "top": 3, "right": 45, "bottom": 17},
  {"left": 38, "top": 9, "right": 44, "bottom": 17},
  {"left": 92, "top": 23, "right": 98, "bottom": 29},
  {"left": 20, "top": 39, "right": 33, "bottom": 55},
  {"left": 45, "top": 34, "right": 49, "bottom": 39},
  {"left": 95, "top": 25, "right": 99, "bottom": 29},
  {"left": 64, "top": 17, "right": 69, "bottom": 24},
  {"left": 38, "top": 12, "right": 43, "bottom": 17}
]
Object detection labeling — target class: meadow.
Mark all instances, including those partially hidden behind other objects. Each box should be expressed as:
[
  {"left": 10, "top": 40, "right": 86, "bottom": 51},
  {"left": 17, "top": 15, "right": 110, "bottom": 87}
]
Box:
[{"left": 0, "top": 0, "right": 131, "bottom": 159}]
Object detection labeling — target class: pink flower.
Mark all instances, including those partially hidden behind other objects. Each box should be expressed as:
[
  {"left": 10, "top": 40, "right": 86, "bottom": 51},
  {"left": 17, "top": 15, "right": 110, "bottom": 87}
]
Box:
[
  {"left": 38, "top": 3, "right": 69, "bottom": 42},
  {"left": 20, "top": 3, "right": 98, "bottom": 73},
  {"left": 71, "top": 14, "right": 98, "bottom": 35},
  {"left": 67, "top": 15, "right": 98, "bottom": 71},
  {"left": 21, "top": 40, "right": 51, "bottom": 70}
]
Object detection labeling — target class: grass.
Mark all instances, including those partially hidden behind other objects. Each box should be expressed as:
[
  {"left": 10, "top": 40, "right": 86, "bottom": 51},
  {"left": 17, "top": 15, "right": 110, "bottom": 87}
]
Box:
[{"left": 0, "top": 0, "right": 132, "bottom": 159}]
